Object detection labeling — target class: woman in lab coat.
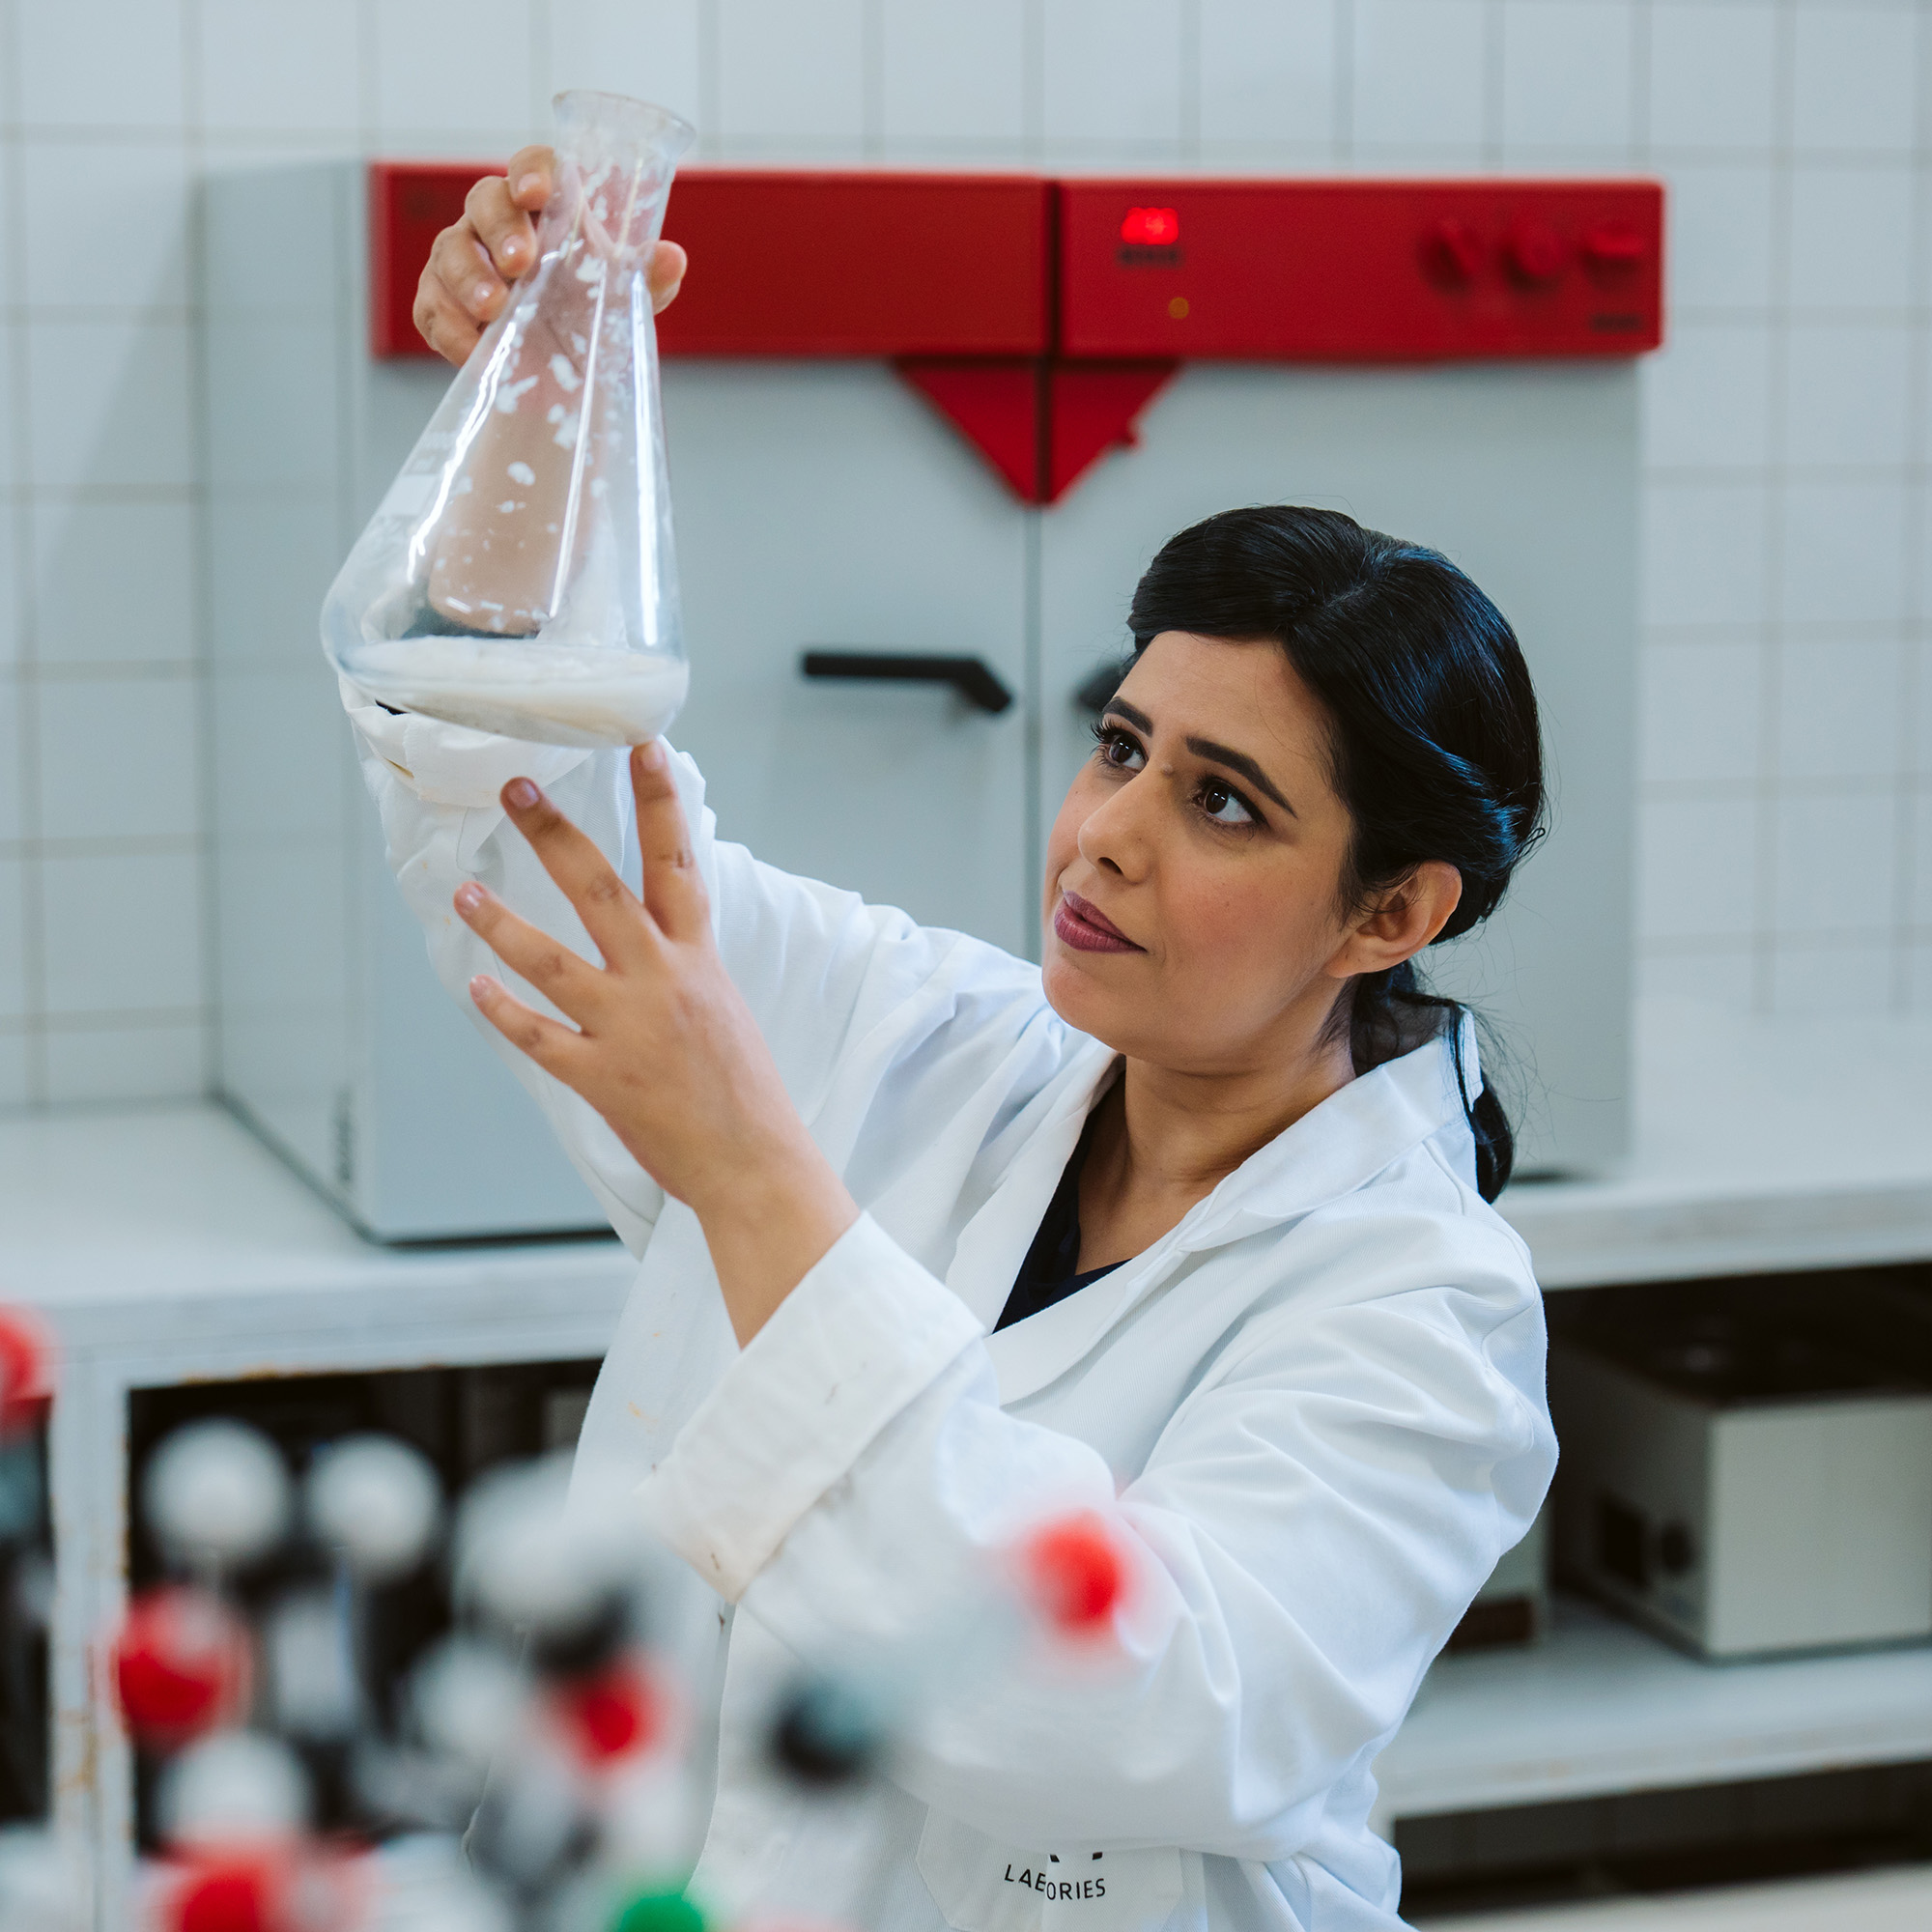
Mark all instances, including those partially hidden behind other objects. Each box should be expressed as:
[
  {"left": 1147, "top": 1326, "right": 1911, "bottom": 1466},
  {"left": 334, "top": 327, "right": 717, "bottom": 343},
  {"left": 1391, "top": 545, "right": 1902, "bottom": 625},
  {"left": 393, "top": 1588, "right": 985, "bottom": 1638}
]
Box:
[{"left": 367, "top": 157, "right": 1557, "bottom": 1932}]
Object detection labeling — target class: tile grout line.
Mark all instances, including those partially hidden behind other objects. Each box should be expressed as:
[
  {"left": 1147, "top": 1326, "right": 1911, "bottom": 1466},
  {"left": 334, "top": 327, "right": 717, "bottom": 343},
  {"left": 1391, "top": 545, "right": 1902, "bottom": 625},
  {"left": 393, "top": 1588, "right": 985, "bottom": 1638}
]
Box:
[
  {"left": 1333, "top": 0, "right": 1353, "bottom": 172},
  {"left": 1, "top": 0, "right": 47, "bottom": 1104},
  {"left": 1628, "top": 0, "right": 1653, "bottom": 1002},
  {"left": 529, "top": 0, "right": 552, "bottom": 132},
  {"left": 356, "top": 0, "right": 379, "bottom": 156},
  {"left": 861, "top": 0, "right": 884, "bottom": 162},
  {"left": 1179, "top": 0, "right": 1202, "bottom": 162},
  {"left": 1751, "top": 0, "right": 1799, "bottom": 1015},
  {"left": 1889, "top": 12, "right": 1932, "bottom": 1009},
  {"left": 0, "top": 0, "right": 24, "bottom": 1103},
  {"left": 1481, "top": 0, "right": 1504, "bottom": 173},
  {"left": 1631, "top": 0, "right": 1651, "bottom": 164},
  {"left": 184, "top": 0, "right": 219, "bottom": 1101},
  {"left": 697, "top": 0, "right": 722, "bottom": 158},
  {"left": 1021, "top": 0, "right": 1043, "bottom": 164}
]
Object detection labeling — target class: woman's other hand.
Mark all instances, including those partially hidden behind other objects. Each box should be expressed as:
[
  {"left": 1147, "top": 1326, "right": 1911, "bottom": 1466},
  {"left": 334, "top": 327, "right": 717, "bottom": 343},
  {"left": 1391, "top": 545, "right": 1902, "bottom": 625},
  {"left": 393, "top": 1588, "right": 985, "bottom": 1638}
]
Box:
[
  {"left": 413, "top": 143, "right": 690, "bottom": 365},
  {"left": 453, "top": 746, "right": 857, "bottom": 1344}
]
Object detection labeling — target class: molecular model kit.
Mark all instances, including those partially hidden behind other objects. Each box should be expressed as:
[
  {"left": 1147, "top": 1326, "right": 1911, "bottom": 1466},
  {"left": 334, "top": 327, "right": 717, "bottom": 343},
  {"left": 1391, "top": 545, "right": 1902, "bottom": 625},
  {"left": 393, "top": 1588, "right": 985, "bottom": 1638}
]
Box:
[{"left": 0, "top": 1304, "right": 1126, "bottom": 1932}]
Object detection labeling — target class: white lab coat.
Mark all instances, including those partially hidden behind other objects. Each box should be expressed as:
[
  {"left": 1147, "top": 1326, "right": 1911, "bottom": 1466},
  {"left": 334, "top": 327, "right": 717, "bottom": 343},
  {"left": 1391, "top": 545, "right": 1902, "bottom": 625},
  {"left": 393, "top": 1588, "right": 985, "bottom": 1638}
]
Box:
[{"left": 345, "top": 684, "right": 1555, "bottom": 1932}]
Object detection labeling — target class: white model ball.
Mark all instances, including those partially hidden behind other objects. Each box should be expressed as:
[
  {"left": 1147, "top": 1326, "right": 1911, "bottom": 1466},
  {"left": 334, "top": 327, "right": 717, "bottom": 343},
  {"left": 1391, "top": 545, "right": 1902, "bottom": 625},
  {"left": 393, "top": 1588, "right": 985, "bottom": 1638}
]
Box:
[
  {"left": 306, "top": 1435, "right": 442, "bottom": 1582},
  {"left": 155, "top": 1730, "right": 311, "bottom": 1848},
  {"left": 451, "top": 1455, "right": 621, "bottom": 1635},
  {"left": 142, "top": 1421, "right": 291, "bottom": 1570},
  {"left": 409, "top": 1636, "right": 528, "bottom": 1768},
  {"left": 371, "top": 1835, "right": 512, "bottom": 1932},
  {"left": 264, "top": 1587, "right": 362, "bottom": 1742}
]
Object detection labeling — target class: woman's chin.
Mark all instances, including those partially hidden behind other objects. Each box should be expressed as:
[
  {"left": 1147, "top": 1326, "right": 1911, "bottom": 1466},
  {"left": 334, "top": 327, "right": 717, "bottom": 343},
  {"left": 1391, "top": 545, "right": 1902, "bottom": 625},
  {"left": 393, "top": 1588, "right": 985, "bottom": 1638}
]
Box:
[{"left": 1041, "top": 948, "right": 1130, "bottom": 1043}]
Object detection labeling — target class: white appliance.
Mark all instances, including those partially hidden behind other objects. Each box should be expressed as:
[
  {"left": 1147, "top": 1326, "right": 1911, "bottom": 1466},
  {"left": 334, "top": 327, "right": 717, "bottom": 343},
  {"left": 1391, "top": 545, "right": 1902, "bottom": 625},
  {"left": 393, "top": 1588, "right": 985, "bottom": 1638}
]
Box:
[
  {"left": 205, "top": 164, "right": 1660, "bottom": 1239},
  {"left": 1549, "top": 1284, "right": 1932, "bottom": 1658}
]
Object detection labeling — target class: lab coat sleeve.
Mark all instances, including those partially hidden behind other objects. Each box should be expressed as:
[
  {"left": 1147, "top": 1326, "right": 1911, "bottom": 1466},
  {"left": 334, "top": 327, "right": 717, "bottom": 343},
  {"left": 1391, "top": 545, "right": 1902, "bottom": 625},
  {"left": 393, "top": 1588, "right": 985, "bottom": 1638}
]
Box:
[
  {"left": 632, "top": 1208, "right": 1553, "bottom": 1862},
  {"left": 342, "top": 679, "right": 672, "bottom": 1254},
  {"left": 341, "top": 682, "right": 1025, "bottom": 1257}
]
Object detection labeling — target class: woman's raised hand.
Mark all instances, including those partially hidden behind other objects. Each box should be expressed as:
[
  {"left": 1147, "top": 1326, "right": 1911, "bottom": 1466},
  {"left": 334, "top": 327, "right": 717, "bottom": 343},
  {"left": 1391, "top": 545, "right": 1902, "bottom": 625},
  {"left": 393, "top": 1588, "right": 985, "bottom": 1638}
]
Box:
[
  {"left": 452, "top": 747, "right": 858, "bottom": 1344},
  {"left": 413, "top": 143, "right": 690, "bottom": 366}
]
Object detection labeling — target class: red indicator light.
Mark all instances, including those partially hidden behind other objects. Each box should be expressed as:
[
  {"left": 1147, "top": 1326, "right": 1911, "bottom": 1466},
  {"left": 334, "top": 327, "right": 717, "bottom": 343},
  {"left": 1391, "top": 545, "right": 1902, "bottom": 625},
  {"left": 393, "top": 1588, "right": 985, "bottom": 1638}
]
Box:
[{"left": 1121, "top": 206, "right": 1179, "bottom": 246}]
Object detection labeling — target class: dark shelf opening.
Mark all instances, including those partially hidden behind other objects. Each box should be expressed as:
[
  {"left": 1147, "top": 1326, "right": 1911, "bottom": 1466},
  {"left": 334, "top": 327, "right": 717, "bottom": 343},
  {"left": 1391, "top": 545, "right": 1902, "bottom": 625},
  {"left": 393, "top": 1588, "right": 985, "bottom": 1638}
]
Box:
[
  {"left": 0, "top": 1422, "right": 50, "bottom": 1825},
  {"left": 126, "top": 1357, "right": 603, "bottom": 1850},
  {"left": 1401, "top": 1758, "right": 1932, "bottom": 1920}
]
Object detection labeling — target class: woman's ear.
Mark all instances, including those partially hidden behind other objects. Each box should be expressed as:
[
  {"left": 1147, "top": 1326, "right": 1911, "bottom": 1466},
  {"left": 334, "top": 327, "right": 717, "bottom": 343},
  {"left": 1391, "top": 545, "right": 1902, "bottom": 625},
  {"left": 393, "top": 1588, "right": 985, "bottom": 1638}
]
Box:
[{"left": 1325, "top": 862, "right": 1463, "bottom": 980}]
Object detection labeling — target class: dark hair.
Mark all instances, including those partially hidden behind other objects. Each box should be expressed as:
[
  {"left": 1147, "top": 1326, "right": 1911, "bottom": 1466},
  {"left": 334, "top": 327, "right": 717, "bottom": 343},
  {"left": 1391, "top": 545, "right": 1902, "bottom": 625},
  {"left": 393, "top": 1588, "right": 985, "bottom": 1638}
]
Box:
[{"left": 1125, "top": 505, "right": 1545, "bottom": 1201}]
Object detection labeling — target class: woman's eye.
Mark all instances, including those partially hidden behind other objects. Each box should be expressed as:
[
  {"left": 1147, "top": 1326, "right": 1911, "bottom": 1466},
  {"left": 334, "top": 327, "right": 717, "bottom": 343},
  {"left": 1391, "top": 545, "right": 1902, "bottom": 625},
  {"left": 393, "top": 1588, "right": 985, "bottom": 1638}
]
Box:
[
  {"left": 1199, "top": 781, "right": 1256, "bottom": 826},
  {"left": 1097, "top": 727, "right": 1145, "bottom": 772}
]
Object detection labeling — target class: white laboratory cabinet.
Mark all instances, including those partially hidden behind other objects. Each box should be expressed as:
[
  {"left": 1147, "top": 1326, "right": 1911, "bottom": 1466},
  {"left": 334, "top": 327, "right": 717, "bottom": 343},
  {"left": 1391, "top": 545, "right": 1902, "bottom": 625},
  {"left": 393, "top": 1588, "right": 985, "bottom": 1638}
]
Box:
[{"left": 205, "top": 162, "right": 1652, "bottom": 1239}]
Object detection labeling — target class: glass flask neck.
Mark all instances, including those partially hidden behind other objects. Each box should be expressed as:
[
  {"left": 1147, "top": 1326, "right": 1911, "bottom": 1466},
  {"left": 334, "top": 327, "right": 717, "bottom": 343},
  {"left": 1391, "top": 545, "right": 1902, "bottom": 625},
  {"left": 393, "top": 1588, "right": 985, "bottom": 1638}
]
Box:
[{"left": 548, "top": 90, "right": 695, "bottom": 270}]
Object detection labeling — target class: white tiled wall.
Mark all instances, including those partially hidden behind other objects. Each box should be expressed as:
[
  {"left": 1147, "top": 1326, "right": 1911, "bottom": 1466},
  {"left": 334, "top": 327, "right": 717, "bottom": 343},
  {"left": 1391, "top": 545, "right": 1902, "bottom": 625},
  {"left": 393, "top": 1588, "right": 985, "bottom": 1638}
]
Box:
[{"left": 1, "top": 0, "right": 1925, "bottom": 1107}]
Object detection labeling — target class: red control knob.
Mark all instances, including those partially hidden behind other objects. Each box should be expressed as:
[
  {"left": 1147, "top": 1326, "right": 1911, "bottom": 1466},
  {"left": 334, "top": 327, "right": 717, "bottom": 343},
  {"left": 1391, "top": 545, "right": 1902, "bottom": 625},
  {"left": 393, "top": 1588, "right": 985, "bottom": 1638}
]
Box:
[
  {"left": 1583, "top": 220, "right": 1648, "bottom": 272},
  {"left": 1421, "top": 217, "right": 1485, "bottom": 286},
  {"left": 1504, "top": 216, "right": 1568, "bottom": 286}
]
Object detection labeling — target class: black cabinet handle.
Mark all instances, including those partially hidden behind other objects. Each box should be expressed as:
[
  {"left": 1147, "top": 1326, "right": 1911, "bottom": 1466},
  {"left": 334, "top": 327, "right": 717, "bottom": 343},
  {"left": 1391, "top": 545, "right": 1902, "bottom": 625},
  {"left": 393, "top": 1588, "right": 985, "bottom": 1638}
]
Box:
[{"left": 800, "top": 650, "right": 1014, "bottom": 716}]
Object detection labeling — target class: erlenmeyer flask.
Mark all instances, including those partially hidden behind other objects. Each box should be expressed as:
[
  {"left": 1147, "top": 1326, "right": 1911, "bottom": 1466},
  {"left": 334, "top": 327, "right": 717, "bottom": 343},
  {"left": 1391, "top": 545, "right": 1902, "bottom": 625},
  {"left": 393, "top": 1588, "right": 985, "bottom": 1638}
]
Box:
[{"left": 323, "top": 90, "right": 695, "bottom": 748}]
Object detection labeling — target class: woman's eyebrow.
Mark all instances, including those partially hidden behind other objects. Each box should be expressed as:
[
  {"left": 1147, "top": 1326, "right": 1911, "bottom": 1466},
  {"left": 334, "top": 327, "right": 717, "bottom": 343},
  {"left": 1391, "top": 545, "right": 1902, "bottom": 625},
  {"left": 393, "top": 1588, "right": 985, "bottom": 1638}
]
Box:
[
  {"left": 1184, "top": 737, "right": 1296, "bottom": 817},
  {"left": 1104, "top": 699, "right": 1296, "bottom": 818}
]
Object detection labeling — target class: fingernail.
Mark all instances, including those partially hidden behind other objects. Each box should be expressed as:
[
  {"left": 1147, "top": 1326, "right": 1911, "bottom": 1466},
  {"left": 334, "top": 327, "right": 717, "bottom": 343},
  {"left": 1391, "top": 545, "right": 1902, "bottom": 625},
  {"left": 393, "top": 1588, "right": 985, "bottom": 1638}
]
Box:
[
  {"left": 469, "top": 975, "right": 494, "bottom": 1003},
  {"left": 473, "top": 281, "right": 496, "bottom": 307},
  {"left": 638, "top": 740, "right": 666, "bottom": 770},
  {"left": 516, "top": 172, "right": 544, "bottom": 196},
  {"left": 455, "top": 882, "right": 484, "bottom": 914},
  {"left": 505, "top": 778, "right": 538, "bottom": 808}
]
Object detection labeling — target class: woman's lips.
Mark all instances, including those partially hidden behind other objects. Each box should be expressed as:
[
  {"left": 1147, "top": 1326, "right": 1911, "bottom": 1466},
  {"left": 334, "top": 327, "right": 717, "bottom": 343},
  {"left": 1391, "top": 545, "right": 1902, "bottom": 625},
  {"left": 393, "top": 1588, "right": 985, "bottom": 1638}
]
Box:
[{"left": 1054, "top": 891, "right": 1143, "bottom": 954}]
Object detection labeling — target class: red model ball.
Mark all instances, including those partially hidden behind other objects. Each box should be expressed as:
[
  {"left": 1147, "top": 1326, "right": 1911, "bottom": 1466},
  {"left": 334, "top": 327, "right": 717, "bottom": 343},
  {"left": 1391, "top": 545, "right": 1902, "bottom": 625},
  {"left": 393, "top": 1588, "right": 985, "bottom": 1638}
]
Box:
[
  {"left": 161, "top": 1848, "right": 362, "bottom": 1932},
  {"left": 0, "top": 1303, "right": 56, "bottom": 1436},
  {"left": 113, "top": 1587, "right": 253, "bottom": 1750},
  {"left": 169, "top": 1856, "right": 276, "bottom": 1932},
  {"left": 555, "top": 1657, "right": 662, "bottom": 1765},
  {"left": 1023, "top": 1515, "right": 1126, "bottom": 1634}
]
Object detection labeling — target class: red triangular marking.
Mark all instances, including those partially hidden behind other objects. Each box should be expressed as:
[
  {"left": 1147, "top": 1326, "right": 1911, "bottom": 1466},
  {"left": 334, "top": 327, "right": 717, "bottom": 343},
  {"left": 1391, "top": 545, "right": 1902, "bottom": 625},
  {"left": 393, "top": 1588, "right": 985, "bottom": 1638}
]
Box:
[
  {"left": 895, "top": 357, "right": 1180, "bottom": 505},
  {"left": 1044, "top": 360, "right": 1179, "bottom": 503},
  {"left": 895, "top": 358, "right": 1044, "bottom": 502}
]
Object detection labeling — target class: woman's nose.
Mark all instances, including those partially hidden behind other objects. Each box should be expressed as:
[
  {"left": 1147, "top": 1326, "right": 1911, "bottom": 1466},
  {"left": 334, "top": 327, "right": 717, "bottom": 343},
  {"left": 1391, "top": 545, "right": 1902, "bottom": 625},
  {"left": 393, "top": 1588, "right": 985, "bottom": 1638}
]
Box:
[{"left": 1076, "top": 773, "right": 1153, "bottom": 881}]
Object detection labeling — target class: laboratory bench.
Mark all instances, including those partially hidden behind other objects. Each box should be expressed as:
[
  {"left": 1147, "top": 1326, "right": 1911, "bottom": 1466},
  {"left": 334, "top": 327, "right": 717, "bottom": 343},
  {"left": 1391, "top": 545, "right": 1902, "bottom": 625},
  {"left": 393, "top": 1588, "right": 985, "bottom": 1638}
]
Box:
[{"left": 5, "top": 992, "right": 1932, "bottom": 1921}]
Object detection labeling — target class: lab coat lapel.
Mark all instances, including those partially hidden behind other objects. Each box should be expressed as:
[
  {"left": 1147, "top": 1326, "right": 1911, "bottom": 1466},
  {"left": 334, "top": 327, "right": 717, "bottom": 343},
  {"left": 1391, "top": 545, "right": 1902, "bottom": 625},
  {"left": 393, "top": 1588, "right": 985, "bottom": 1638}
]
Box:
[
  {"left": 982, "top": 1029, "right": 1477, "bottom": 1406},
  {"left": 1192, "top": 1020, "right": 1477, "bottom": 1245},
  {"left": 941, "top": 1050, "right": 1119, "bottom": 1332}
]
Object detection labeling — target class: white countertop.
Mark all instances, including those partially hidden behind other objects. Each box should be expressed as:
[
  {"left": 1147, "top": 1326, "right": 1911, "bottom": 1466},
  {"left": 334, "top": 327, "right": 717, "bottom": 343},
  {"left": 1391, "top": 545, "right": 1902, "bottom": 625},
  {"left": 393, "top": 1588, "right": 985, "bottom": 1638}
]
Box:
[
  {"left": 4, "top": 996, "right": 1931, "bottom": 1320},
  {"left": 1378, "top": 1594, "right": 1932, "bottom": 1823},
  {"left": 0, "top": 1102, "right": 636, "bottom": 1357},
  {"left": 1495, "top": 995, "right": 1932, "bottom": 1287}
]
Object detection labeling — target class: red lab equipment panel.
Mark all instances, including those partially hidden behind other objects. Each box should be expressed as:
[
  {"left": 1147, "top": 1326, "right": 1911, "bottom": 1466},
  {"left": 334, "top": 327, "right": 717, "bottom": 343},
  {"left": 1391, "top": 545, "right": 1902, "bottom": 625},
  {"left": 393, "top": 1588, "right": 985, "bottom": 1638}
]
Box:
[
  {"left": 367, "top": 163, "right": 1051, "bottom": 360},
  {"left": 1056, "top": 178, "right": 1664, "bottom": 362},
  {"left": 367, "top": 164, "right": 1662, "bottom": 498},
  {"left": 655, "top": 171, "right": 1051, "bottom": 358}
]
